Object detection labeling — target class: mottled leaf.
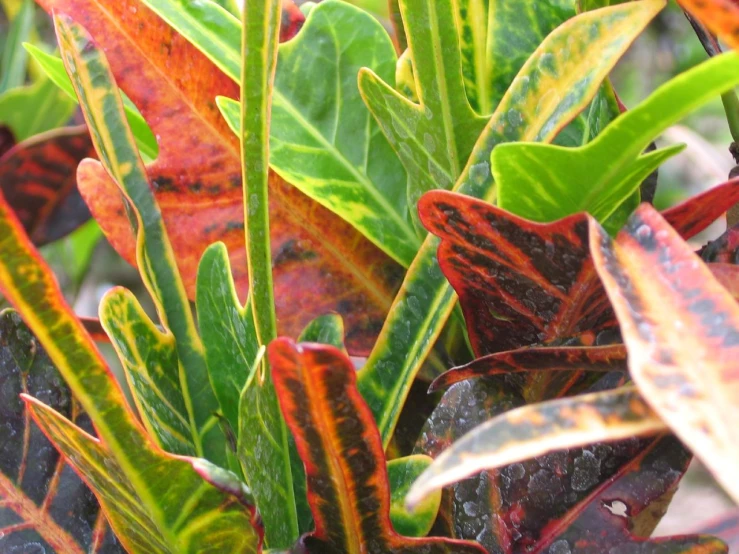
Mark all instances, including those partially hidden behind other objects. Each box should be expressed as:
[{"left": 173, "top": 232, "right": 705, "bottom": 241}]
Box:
[
  {"left": 678, "top": 0, "right": 739, "bottom": 50},
  {"left": 269, "top": 339, "right": 487, "bottom": 554},
  {"left": 431, "top": 344, "right": 628, "bottom": 392},
  {"left": 35, "top": 0, "right": 400, "bottom": 356},
  {"left": 407, "top": 386, "right": 665, "bottom": 506},
  {"left": 414, "top": 379, "right": 716, "bottom": 553},
  {"left": 0, "top": 310, "right": 125, "bottom": 554},
  {"left": 590, "top": 204, "right": 739, "bottom": 504},
  {"left": 0, "top": 126, "right": 94, "bottom": 246},
  {"left": 218, "top": 1, "right": 416, "bottom": 266},
  {"left": 357, "top": 0, "right": 662, "bottom": 446},
  {"left": 418, "top": 179, "right": 739, "bottom": 400},
  {"left": 492, "top": 52, "right": 739, "bottom": 232},
  {"left": 0, "top": 188, "right": 262, "bottom": 552}
]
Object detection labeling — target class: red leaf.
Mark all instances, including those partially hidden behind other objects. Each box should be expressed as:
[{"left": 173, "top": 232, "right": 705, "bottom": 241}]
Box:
[
  {"left": 269, "top": 339, "right": 487, "bottom": 554},
  {"left": 36, "top": 0, "right": 401, "bottom": 355},
  {"left": 0, "top": 126, "right": 94, "bottom": 245}
]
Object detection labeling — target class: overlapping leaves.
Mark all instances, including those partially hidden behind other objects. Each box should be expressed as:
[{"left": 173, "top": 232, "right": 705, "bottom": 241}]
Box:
[{"left": 678, "top": 0, "right": 739, "bottom": 50}]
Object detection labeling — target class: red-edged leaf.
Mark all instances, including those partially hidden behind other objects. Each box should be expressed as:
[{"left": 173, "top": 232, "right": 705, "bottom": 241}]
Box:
[
  {"left": 418, "top": 180, "right": 739, "bottom": 398},
  {"left": 0, "top": 310, "right": 124, "bottom": 554},
  {"left": 37, "top": 0, "right": 400, "bottom": 355},
  {"left": 268, "top": 339, "right": 487, "bottom": 554},
  {"left": 414, "top": 379, "right": 721, "bottom": 553},
  {"left": 0, "top": 126, "right": 94, "bottom": 246},
  {"left": 430, "top": 344, "right": 627, "bottom": 392},
  {"left": 589, "top": 204, "right": 739, "bottom": 504},
  {"left": 0, "top": 126, "right": 14, "bottom": 157}
]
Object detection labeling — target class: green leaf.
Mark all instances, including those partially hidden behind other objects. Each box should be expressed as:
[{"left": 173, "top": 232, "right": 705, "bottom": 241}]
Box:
[
  {"left": 298, "top": 313, "right": 346, "bottom": 353},
  {"left": 387, "top": 455, "right": 441, "bottom": 537},
  {"left": 55, "top": 14, "right": 228, "bottom": 467},
  {"left": 238, "top": 0, "right": 299, "bottom": 545},
  {"left": 0, "top": 0, "right": 33, "bottom": 93},
  {"left": 357, "top": 0, "right": 665, "bottom": 448},
  {"left": 23, "top": 43, "right": 159, "bottom": 161},
  {"left": 0, "top": 76, "right": 75, "bottom": 141},
  {"left": 358, "top": 0, "right": 488, "bottom": 221},
  {"left": 493, "top": 51, "right": 739, "bottom": 232},
  {"left": 100, "top": 287, "right": 196, "bottom": 457}
]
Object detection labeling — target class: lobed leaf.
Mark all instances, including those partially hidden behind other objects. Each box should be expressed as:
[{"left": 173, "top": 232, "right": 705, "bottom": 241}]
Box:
[
  {"left": 357, "top": 0, "right": 664, "bottom": 446},
  {"left": 590, "top": 204, "right": 739, "bottom": 504},
  {"left": 35, "top": 0, "right": 400, "bottom": 356},
  {"left": 492, "top": 52, "right": 739, "bottom": 232},
  {"left": 269, "top": 339, "right": 487, "bottom": 554},
  {"left": 0, "top": 310, "right": 125, "bottom": 554},
  {"left": 0, "top": 126, "right": 94, "bottom": 246}
]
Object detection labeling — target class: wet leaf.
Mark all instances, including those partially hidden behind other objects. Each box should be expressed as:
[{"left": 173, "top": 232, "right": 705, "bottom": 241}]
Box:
[
  {"left": 407, "top": 386, "right": 665, "bottom": 506},
  {"left": 590, "top": 203, "right": 739, "bottom": 504},
  {"left": 269, "top": 339, "right": 487, "bottom": 554},
  {"left": 218, "top": 0, "right": 416, "bottom": 266},
  {"left": 0, "top": 310, "right": 125, "bottom": 554},
  {"left": 414, "top": 379, "right": 718, "bottom": 553},
  {"left": 0, "top": 126, "right": 94, "bottom": 246},
  {"left": 492, "top": 52, "right": 739, "bottom": 233},
  {"left": 418, "top": 179, "right": 739, "bottom": 400},
  {"left": 678, "top": 0, "right": 739, "bottom": 50},
  {"left": 35, "top": 0, "right": 400, "bottom": 356},
  {"left": 357, "top": 0, "right": 662, "bottom": 446}
]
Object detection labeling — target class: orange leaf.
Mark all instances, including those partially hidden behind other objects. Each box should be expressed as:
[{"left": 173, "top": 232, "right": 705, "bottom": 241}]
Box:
[{"left": 679, "top": 0, "right": 739, "bottom": 50}]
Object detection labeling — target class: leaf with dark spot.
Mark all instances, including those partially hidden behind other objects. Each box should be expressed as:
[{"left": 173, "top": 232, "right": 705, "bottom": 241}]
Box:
[
  {"left": 590, "top": 204, "right": 739, "bottom": 505},
  {"left": 0, "top": 126, "right": 94, "bottom": 246},
  {"left": 268, "top": 339, "right": 487, "bottom": 554},
  {"left": 0, "top": 309, "right": 125, "bottom": 554}
]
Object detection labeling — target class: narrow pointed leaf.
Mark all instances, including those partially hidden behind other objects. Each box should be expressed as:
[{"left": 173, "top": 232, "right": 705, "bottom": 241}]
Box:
[
  {"left": 0, "top": 154, "right": 261, "bottom": 554},
  {"left": 357, "top": 0, "right": 665, "bottom": 446},
  {"left": 678, "top": 0, "right": 739, "bottom": 50},
  {"left": 55, "top": 14, "right": 228, "bottom": 466},
  {"left": 407, "top": 387, "right": 665, "bottom": 507},
  {"left": 359, "top": 0, "right": 487, "bottom": 214},
  {"left": 0, "top": 0, "right": 33, "bottom": 93},
  {"left": 0, "top": 126, "right": 94, "bottom": 246},
  {"left": 269, "top": 339, "right": 487, "bottom": 554},
  {"left": 431, "top": 344, "right": 628, "bottom": 392},
  {"left": 100, "top": 287, "right": 195, "bottom": 456},
  {"left": 0, "top": 310, "right": 124, "bottom": 554},
  {"left": 35, "top": 0, "right": 400, "bottom": 355},
  {"left": 590, "top": 204, "right": 739, "bottom": 504},
  {"left": 493, "top": 52, "right": 739, "bottom": 231}
]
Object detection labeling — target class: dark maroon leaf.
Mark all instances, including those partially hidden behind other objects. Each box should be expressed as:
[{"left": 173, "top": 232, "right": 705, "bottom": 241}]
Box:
[
  {"left": 0, "top": 309, "right": 125, "bottom": 553},
  {"left": 0, "top": 125, "right": 15, "bottom": 158},
  {"left": 700, "top": 224, "right": 739, "bottom": 264},
  {"left": 0, "top": 126, "right": 94, "bottom": 246}
]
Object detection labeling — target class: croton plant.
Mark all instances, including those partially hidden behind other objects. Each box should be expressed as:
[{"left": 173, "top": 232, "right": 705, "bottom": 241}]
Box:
[{"left": 0, "top": 0, "right": 738, "bottom": 552}]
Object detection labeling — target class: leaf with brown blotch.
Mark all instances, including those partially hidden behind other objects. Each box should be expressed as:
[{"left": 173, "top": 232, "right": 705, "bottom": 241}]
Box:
[
  {"left": 430, "top": 344, "right": 628, "bottom": 392},
  {"left": 36, "top": 0, "right": 400, "bottom": 355},
  {"left": 0, "top": 309, "right": 125, "bottom": 554},
  {"left": 268, "top": 339, "right": 487, "bottom": 554},
  {"left": 590, "top": 203, "right": 739, "bottom": 504},
  {"left": 0, "top": 126, "right": 94, "bottom": 246},
  {"left": 418, "top": 179, "right": 739, "bottom": 400},
  {"left": 413, "top": 378, "right": 713, "bottom": 553},
  {"left": 678, "top": 0, "right": 739, "bottom": 50}
]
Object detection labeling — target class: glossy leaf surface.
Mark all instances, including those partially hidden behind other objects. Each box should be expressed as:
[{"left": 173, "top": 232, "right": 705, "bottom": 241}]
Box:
[
  {"left": 0, "top": 126, "right": 94, "bottom": 246},
  {"left": 407, "top": 387, "right": 665, "bottom": 506},
  {"left": 591, "top": 204, "right": 739, "bottom": 504},
  {"left": 218, "top": 1, "right": 415, "bottom": 266},
  {"left": 679, "top": 0, "right": 739, "bottom": 50},
  {"left": 493, "top": 52, "right": 739, "bottom": 231},
  {"left": 357, "top": 0, "right": 663, "bottom": 446},
  {"left": 0, "top": 310, "right": 124, "bottom": 554},
  {"left": 35, "top": 0, "right": 400, "bottom": 356},
  {"left": 269, "top": 339, "right": 486, "bottom": 554}
]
